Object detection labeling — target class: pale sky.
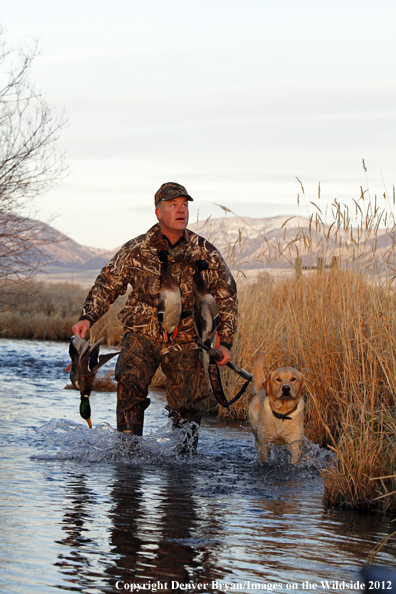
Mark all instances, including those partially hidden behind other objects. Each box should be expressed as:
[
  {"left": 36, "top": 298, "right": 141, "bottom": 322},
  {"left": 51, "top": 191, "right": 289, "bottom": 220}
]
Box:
[{"left": 2, "top": 0, "right": 396, "bottom": 249}]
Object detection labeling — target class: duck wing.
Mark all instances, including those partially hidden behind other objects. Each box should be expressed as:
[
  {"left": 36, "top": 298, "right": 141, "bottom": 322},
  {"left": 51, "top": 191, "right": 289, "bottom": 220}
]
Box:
[
  {"left": 193, "top": 293, "right": 219, "bottom": 346},
  {"left": 192, "top": 262, "right": 220, "bottom": 347},
  {"left": 69, "top": 336, "right": 120, "bottom": 395},
  {"left": 158, "top": 252, "right": 182, "bottom": 340}
]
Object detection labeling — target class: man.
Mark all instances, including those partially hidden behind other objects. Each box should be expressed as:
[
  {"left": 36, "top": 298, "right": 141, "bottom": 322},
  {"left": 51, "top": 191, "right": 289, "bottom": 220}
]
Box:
[{"left": 72, "top": 182, "right": 237, "bottom": 448}]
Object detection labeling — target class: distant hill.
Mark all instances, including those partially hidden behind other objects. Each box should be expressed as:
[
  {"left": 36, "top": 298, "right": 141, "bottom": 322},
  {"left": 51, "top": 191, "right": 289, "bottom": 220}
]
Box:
[
  {"left": 26, "top": 220, "right": 116, "bottom": 285},
  {"left": 34, "top": 214, "right": 314, "bottom": 278},
  {"left": 31, "top": 214, "right": 396, "bottom": 285},
  {"left": 191, "top": 214, "right": 319, "bottom": 270},
  {"left": 38, "top": 227, "right": 116, "bottom": 270}
]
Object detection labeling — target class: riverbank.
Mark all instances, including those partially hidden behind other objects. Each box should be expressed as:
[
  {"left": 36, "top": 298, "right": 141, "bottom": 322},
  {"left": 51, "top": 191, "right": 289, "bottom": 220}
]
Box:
[{"left": 0, "top": 281, "right": 124, "bottom": 344}]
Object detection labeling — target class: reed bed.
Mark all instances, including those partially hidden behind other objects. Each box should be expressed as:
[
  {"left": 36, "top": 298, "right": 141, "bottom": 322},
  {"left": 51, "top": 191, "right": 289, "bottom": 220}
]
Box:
[
  {"left": 0, "top": 282, "right": 125, "bottom": 345},
  {"left": 219, "top": 269, "right": 396, "bottom": 511},
  {"left": 0, "top": 282, "right": 88, "bottom": 341}
]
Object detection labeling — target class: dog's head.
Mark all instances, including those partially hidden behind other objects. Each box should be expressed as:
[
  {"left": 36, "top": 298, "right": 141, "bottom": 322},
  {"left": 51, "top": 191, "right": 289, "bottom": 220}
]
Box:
[
  {"left": 253, "top": 354, "right": 304, "bottom": 402},
  {"left": 264, "top": 367, "right": 304, "bottom": 403}
]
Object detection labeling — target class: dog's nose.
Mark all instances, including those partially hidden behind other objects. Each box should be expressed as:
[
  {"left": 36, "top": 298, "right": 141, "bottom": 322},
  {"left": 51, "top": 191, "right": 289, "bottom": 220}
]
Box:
[{"left": 282, "top": 384, "right": 291, "bottom": 394}]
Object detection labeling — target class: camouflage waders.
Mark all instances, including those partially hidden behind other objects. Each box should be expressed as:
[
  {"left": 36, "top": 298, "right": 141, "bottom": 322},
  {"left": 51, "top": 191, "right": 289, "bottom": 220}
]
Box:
[{"left": 115, "top": 333, "right": 210, "bottom": 444}]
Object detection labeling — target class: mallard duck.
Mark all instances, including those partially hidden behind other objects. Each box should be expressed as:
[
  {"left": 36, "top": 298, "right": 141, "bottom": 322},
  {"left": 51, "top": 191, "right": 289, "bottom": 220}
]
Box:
[
  {"left": 158, "top": 250, "right": 182, "bottom": 341},
  {"left": 192, "top": 259, "right": 219, "bottom": 347},
  {"left": 68, "top": 336, "right": 120, "bottom": 428}
]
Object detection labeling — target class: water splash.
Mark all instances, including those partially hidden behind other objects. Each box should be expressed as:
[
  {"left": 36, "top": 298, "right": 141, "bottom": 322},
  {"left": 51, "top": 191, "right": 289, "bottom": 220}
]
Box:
[
  {"left": 31, "top": 418, "right": 332, "bottom": 481},
  {"left": 255, "top": 437, "right": 334, "bottom": 476},
  {"left": 31, "top": 418, "right": 201, "bottom": 465}
]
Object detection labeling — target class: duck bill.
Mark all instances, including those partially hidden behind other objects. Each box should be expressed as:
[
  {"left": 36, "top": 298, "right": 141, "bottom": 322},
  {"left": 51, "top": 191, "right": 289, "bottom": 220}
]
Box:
[{"left": 86, "top": 418, "right": 92, "bottom": 429}]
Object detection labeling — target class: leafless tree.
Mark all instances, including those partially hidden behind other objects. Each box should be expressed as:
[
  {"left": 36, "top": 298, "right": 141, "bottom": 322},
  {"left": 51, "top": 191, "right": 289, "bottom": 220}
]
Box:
[{"left": 0, "top": 27, "right": 68, "bottom": 311}]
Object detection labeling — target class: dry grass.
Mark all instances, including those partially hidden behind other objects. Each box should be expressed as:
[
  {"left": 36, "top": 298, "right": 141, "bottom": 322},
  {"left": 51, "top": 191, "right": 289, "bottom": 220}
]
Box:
[
  {"left": 86, "top": 298, "right": 124, "bottom": 347},
  {"left": 0, "top": 281, "right": 125, "bottom": 345},
  {"left": 0, "top": 282, "right": 88, "bottom": 341},
  {"left": 92, "top": 366, "right": 118, "bottom": 392},
  {"left": 321, "top": 406, "right": 396, "bottom": 511}
]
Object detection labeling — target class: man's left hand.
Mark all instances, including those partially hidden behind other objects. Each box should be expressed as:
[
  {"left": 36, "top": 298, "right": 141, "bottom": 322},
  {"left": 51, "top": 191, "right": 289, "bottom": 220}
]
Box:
[{"left": 216, "top": 345, "right": 231, "bottom": 366}]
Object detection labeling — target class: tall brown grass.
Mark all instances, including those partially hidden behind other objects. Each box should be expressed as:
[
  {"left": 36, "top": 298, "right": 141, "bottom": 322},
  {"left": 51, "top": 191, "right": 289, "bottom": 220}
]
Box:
[
  {"left": 0, "top": 282, "right": 88, "bottom": 341},
  {"left": 0, "top": 281, "right": 125, "bottom": 345},
  {"left": 218, "top": 269, "right": 396, "bottom": 511}
]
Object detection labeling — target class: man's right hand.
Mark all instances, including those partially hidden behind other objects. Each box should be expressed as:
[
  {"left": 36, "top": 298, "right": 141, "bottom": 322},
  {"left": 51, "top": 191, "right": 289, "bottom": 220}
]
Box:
[{"left": 72, "top": 319, "right": 91, "bottom": 338}]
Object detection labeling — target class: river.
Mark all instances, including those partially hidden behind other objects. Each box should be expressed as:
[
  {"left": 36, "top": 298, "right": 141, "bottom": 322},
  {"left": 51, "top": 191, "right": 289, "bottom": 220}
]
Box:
[{"left": 0, "top": 338, "right": 395, "bottom": 594}]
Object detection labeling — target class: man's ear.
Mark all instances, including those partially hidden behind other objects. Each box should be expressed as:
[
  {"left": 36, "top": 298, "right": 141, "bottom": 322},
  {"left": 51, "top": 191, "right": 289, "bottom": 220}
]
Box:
[{"left": 155, "top": 206, "right": 162, "bottom": 221}]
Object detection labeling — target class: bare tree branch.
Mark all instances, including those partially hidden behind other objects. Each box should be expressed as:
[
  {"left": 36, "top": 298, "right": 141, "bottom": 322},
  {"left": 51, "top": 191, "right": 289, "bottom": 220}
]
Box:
[{"left": 0, "top": 26, "right": 68, "bottom": 311}]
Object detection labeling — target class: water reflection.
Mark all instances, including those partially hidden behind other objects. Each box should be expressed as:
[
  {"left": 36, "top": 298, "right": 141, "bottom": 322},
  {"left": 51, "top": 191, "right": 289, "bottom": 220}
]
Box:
[
  {"left": 52, "top": 460, "right": 396, "bottom": 593},
  {"left": 54, "top": 464, "right": 230, "bottom": 592},
  {"left": 55, "top": 472, "right": 103, "bottom": 591},
  {"left": 320, "top": 506, "right": 396, "bottom": 565}
]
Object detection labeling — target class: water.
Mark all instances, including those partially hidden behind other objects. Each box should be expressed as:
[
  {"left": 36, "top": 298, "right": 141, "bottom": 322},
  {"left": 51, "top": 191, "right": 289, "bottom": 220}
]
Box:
[{"left": 0, "top": 338, "right": 395, "bottom": 594}]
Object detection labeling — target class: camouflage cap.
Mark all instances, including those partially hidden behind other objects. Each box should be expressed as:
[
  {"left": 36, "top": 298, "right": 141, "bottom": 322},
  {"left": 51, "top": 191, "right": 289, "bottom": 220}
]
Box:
[{"left": 154, "top": 182, "right": 193, "bottom": 207}]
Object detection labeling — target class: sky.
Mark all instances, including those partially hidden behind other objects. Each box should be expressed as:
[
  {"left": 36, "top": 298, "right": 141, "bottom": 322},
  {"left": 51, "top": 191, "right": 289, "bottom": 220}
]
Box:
[{"left": 2, "top": 0, "right": 396, "bottom": 250}]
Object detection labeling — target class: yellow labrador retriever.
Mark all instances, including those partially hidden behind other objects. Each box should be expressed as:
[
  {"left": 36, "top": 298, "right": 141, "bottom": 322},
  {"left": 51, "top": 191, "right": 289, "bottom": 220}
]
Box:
[{"left": 248, "top": 353, "right": 305, "bottom": 464}]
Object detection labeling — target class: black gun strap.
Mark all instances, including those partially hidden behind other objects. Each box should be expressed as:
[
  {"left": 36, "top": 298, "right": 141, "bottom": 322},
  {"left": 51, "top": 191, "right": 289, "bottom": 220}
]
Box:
[
  {"left": 226, "top": 377, "right": 252, "bottom": 406},
  {"left": 208, "top": 362, "right": 252, "bottom": 408},
  {"left": 208, "top": 362, "right": 229, "bottom": 407}
]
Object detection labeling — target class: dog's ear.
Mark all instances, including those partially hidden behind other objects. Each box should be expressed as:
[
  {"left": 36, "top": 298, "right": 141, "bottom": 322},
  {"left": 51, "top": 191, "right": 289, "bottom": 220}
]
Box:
[
  {"left": 253, "top": 352, "right": 267, "bottom": 393},
  {"left": 297, "top": 373, "right": 305, "bottom": 397},
  {"left": 263, "top": 373, "right": 272, "bottom": 396}
]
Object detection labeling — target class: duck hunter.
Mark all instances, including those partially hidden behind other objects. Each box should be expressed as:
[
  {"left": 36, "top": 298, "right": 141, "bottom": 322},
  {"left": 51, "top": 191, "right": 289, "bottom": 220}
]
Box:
[{"left": 72, "top": 182, "right": 237, "bottom": 451}]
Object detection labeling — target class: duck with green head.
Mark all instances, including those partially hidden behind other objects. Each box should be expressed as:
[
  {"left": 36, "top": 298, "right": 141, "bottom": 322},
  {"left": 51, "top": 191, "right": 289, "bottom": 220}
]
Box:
[{"left": 68, "top": 336, "right": 120, "bottom": 428}]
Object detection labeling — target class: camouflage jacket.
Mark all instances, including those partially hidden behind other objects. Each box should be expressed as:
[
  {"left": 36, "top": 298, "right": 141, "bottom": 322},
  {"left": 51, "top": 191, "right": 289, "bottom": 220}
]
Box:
[{"left": 79, "top": 224, "right": 237, "bottom": 354}]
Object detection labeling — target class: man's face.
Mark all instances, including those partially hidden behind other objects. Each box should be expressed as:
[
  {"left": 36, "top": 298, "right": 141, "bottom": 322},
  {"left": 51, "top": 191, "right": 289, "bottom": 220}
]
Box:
[{"left": 155, "top": 196, "right": 189, "bottom": 237}]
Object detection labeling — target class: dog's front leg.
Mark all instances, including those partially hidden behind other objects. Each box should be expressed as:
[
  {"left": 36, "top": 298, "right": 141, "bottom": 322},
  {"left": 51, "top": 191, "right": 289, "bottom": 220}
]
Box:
[
  {"left": 255, "top": 439, "right": 270, "bottom": 462},
  {"left": 289, "top": 440, "right": 302, "bottom": 464}
]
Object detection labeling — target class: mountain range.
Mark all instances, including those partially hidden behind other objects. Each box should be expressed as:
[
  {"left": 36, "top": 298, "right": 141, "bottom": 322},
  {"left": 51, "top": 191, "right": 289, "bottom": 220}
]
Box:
[{"left": 33, "top": 213, "right": 395, "bottom": 285}]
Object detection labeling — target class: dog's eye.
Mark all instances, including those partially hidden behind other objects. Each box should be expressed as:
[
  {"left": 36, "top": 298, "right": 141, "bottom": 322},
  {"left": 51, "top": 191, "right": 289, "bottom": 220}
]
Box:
[
  {"left": 275, "top": 378, "right": 282, "bottom": 382},
  {"left": 291, "top": 377, "right": 297, "bottom": 382}
]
